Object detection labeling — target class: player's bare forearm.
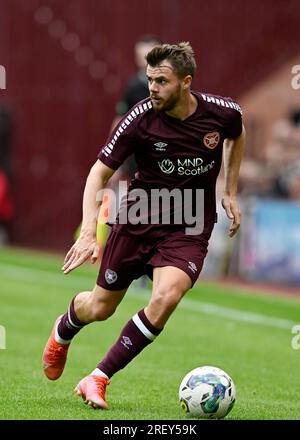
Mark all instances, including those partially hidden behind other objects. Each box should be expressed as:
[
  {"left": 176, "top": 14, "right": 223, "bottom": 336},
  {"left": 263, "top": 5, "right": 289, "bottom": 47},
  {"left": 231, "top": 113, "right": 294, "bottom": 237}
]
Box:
[
  {"left": 81, "top": 161, "right": 114, "bottom": 235},
  {"left": 222, "top": 125, "right": 246, "bottom": 237},
  {"left": 62, "top": 160, "right": 115, "bottom": 274}
]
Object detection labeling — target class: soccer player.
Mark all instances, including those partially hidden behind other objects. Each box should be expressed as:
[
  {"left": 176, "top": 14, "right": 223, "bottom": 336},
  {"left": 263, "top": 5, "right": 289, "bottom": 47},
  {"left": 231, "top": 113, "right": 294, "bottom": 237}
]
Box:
[{"left": 43, "top": 42, "right": 245, "bottom": 410}]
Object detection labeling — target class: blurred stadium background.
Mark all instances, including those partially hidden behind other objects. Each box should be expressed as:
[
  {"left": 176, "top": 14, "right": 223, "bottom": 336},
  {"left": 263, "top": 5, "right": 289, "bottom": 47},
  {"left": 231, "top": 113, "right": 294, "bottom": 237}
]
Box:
[{"left": 1, "top": 0, "right": 300, "bottom": 288}]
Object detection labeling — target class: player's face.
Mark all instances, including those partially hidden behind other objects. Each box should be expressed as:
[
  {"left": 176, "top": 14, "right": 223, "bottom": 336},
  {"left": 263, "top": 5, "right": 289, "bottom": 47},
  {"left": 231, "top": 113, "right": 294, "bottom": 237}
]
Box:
[{"left": 146, "top": 61, "right": 185, "bottom": 112}]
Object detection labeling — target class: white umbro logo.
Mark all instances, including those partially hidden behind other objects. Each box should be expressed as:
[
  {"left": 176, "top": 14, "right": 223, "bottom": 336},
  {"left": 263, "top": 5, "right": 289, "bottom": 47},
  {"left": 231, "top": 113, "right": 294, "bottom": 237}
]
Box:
[
  {"left": 154, "top": 142, "right": 168, "bottom": 151},
  {"left": 188, "top": 261, "right": 197, "bottom": 273},
  {"left": 121, "top": 336, "right": 133, "bottom": 349}
]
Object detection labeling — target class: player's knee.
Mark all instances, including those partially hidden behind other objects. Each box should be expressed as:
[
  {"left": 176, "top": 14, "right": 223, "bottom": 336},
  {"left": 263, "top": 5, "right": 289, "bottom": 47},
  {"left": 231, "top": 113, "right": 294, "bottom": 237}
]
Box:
[
  {"left": 150, "top": 286, "right": 183, "bottom": 313},
  {"left": 88, "top": 285, "right": 126, "bottom": 322},
  {"left": 90, "top": 300, "right": 117, "bottom": 321},
  {"left": 90, "top": 306, "right": 115, "bottom": 322}
]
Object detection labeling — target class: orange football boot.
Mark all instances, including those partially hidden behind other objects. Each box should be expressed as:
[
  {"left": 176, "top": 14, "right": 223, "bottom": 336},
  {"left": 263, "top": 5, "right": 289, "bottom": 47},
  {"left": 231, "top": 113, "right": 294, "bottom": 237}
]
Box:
[
  {"left": 43, "top": 316, "right": 70, "bottom": 380},
  {"left": 74, "top": 375, "right": 110, "bottom": 410}
]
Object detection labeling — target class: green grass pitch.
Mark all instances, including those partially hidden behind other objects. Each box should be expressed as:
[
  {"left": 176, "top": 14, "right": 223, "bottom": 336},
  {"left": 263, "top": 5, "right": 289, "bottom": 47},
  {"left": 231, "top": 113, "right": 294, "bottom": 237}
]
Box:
[{"left": 1, "top": 246, "right": 300, "bottom": 420}]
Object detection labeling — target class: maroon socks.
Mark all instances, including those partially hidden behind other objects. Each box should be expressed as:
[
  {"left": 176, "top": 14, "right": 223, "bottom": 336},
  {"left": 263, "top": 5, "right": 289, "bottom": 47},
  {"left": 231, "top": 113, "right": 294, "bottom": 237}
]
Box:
[
  {"left": 97, "top": 309, "right": 162, "bottom": 378},
  {"left": 56, "top": 296, "right": 86, "bottom": 343},
  {"left": 56, "top": 299, "right": 163, "bottom": 379}
]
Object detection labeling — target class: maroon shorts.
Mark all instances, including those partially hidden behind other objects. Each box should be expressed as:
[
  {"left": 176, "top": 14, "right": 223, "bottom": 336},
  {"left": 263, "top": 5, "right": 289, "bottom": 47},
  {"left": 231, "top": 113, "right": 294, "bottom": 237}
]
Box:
[{"left": 97, "top": 227, "right": 209, "bottom": 290}]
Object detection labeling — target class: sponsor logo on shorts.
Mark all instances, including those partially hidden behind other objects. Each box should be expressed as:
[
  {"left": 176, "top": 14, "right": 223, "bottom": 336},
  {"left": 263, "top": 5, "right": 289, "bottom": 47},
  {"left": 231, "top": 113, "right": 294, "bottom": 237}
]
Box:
[
  {"left": 188, "top": 261, "right": 197, "bottom": 274},
  {"left": 105, "top": 269, "right": 118, "bottom": 284},
  {"left": 203, "top": 131, "right": 220, "bottom": 149}
]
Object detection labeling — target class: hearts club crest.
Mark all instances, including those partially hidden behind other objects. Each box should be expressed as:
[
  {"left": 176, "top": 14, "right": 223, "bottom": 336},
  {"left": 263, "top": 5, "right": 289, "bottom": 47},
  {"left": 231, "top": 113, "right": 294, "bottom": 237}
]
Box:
[{"left": 203, "top": 131, "right": 220, "bottom": 149}]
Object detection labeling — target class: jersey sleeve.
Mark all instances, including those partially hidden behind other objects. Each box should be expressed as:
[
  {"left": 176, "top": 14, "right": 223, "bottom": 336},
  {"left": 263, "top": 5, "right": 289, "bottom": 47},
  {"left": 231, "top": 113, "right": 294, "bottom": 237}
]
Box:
[
  {"left": 98, "top": 113, "right": 138, "bottom": 170},
  {"left": 224, "top": 101, "right": 243, "bottom": 139}
]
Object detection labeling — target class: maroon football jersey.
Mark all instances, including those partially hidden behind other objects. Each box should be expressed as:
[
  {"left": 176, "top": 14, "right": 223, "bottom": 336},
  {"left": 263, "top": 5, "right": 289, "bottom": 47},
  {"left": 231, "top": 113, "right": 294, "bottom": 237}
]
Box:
[{"left": 98, "top": 91, "right": 242, "bottom": 239}]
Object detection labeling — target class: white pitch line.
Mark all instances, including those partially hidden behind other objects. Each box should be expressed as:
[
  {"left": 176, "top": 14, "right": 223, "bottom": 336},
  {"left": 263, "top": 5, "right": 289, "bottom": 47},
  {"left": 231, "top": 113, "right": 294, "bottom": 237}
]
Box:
[
  {"left": 126, "top": 288, "right": 297, "bottom": 331},
  {"left": 0, "top": 262, "right": 297, "bottom": 330},
  {"left": 0, "top": 262, "right": 95, "bottom": 288},
  {"left": 179, "top": 298, "right": 296, "bottom": 330}
]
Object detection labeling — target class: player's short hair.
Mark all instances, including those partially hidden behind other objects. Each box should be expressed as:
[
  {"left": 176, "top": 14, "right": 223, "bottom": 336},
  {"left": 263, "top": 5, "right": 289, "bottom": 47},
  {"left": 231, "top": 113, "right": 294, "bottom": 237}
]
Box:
[{"left": 145, "top": 42, "right": 196, "bottom": 78}]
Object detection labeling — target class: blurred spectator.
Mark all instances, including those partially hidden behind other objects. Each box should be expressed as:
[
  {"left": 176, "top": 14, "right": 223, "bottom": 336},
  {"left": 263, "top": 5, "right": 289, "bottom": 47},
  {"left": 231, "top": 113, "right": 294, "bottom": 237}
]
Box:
[
  {"left": 110, "top": 34, "right": 162, "bottom": 180},
  {"left": 206, "top": 108, "right": 300, "bottom": 278},
  {"left": 113, "top": 34, "right": 162, "bottom": 126},
  {"left": 238, "top": 157, "right": 276, "bottom": 198},
  {"left": 278, "top": 160, "right": 300, "bottom": 200},
  {"left": 0, "top": 104, "right": 15, "bottom": 244},
  {"left": 0, "top": 103, "right": 13, "bottom": 180},
  {"left": 266, "top": 108, "right": 300, "bottom": 198},
  {"left": 238, "top": 108, "right": 300, "bottom": 200}
]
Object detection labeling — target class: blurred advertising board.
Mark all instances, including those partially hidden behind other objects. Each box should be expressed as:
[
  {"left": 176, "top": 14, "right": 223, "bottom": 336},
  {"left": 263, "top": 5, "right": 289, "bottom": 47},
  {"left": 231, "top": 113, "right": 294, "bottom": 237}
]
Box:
[{"left": 239, "top": 199, "right": 300, "bottom": 285}]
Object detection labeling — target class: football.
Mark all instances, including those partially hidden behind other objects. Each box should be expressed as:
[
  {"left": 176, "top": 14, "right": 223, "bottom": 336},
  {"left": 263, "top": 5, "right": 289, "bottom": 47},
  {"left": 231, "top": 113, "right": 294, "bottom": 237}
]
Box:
[{"left": 179, "top": 366, "right": 236, "bottom": 419}]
